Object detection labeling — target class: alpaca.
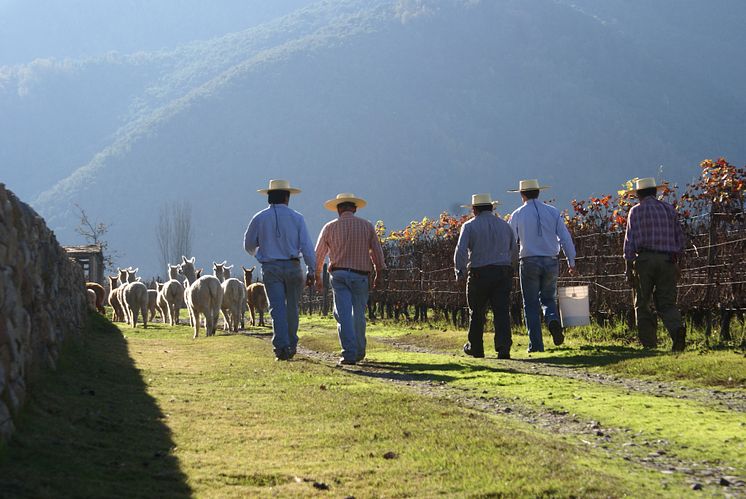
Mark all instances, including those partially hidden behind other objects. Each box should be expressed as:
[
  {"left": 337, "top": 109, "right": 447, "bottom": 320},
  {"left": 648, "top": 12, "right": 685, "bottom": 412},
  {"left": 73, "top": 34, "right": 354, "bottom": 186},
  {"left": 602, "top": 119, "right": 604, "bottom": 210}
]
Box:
[
  {"left": 147, "top": 289, "right": 159, "bottom": 321},
  {"left": 107, "top": 275, "right": 125, "bottom": 322},
  {"left": 160, "top": 279, "right": 185, "bottom": 326},
  {"left": 179, "top": 256, "right": 223, "bottom": 338},
  {"left": 123, "top": 268, "right": 149, "bottom": 328},
  {"left": 242, "top": 265, "right": 268, "bottom": 327},
  {"left": 214, "top": 261, "right": 246, "bottom": 333},
  {"left": 85, "top": 282, "right": 106, "bottom": 314}
]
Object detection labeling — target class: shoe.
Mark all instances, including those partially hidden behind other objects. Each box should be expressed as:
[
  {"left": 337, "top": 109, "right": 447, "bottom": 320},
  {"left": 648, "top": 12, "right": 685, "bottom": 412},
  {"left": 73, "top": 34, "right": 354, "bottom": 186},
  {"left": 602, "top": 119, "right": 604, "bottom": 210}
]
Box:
[
  {"left": 671, "top": 326, "right": 686, "bottom": 352},
  {"left": 497, "top": 351, "right": 511, "bottom": 360},
  {"left": 463, "top": 343, "right": 485, "bottom": 358},
  {"left": 338, "top": 357, "right": 356, "bottom": 366},
  {"left": 288, "top": 347, "right": 297, "bottom": 359},
  {"left": 548, "top": 320, "right": 564, "bottom": 346},
  {"left": 275, "top": 347, "right": 291, "bottom": 361},
  {"left": 526, "top": 348, "right": 544, "bottom": 354}
]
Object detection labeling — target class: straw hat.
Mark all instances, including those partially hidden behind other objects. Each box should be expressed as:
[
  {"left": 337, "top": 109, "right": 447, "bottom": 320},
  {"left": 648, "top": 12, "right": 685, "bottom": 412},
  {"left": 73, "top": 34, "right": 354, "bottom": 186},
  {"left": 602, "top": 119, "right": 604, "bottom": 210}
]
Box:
[
  {"left": 324, "top": 193, "right": 368, "bottom": 211},
  {"left": 507, "top": 179, "right": 550, "bottom": 192},
  {"left": 257, "top": 179, "right": 301, "bottom": 194},
  {"left": 461, "top": 193, "right": 500, "bottom": 208},
  {"left": 627, "top": 177, "right": 665, "bottom": 194}
]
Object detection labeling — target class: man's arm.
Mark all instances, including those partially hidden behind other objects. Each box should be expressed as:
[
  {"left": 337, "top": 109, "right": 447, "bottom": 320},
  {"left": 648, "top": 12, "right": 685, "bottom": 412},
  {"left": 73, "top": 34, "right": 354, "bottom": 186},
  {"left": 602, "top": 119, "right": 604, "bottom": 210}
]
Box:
[
  {"left": 453, "top": 223, "right": 470, "bottom": 280},
  {"left": 556, "top": 217, "right": 576, "bottom": 270},
  {"left": 243, "top": 215, "right": 260, "bottom": 256},
  {"left": 314, "top": 225, "right": 330, "bottom": 287},
  {"left": 297, "top": 214, "right": 317, "bottom": 284},
  {"left": 368, "top": 223, "right": 387, "bottom": 288}
]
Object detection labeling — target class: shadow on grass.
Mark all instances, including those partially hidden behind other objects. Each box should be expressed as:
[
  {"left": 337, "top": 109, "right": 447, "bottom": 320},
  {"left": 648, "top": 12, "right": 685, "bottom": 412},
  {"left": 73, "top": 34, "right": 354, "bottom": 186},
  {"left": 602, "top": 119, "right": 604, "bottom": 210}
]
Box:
[
  {"left": 355, "top": 359, "right": 522, "bottom": 383},
  {"left": 524, "top": 345, "right": 661, "bottom": 368},
  {"left": 0, "top": 312, "right": 191, "bottom": 498}
]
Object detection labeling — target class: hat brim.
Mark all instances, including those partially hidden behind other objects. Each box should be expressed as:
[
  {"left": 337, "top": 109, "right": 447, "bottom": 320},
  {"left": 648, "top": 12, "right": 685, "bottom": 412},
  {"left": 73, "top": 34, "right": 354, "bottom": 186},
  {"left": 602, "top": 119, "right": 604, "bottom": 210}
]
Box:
[
  {"left": 461, "top": 201, "right": 500, "bottom": 208},
  {"left": 507, "top": 185, "right": 550, "bottom": 193},
  {"left": 324, "top": 197, "right": 367, "bottom": 211},
  {"left": 257, "top": 187, "right": 301, "bottom": 194},
  {"left": 625, "top": 184, "right": 665, "bottom": 195}
]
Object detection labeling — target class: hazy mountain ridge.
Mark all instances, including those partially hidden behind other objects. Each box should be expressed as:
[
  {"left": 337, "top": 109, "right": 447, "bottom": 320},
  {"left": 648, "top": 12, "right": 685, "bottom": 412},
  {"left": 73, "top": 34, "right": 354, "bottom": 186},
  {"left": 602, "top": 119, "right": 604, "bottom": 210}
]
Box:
[{"left": 2, "top": 0, "right": 743, "bottom": 276}]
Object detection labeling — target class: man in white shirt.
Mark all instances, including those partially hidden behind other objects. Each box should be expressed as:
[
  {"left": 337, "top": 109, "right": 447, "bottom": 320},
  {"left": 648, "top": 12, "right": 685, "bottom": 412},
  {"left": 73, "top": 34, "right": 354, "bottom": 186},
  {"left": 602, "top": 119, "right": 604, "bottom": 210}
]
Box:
[{"left": 508, "top": 179, "right": 576, "bottom": 353}]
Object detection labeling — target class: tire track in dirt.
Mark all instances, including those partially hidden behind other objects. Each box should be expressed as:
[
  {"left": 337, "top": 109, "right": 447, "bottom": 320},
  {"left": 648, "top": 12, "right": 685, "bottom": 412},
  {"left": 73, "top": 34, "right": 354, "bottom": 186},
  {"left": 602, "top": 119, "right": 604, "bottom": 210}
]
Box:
[
  {"left": 290, "top": 343, "right": 745, "bottom": 495},
  {"left": 375, "top": 338, "right": 746, "bottom": 413}
]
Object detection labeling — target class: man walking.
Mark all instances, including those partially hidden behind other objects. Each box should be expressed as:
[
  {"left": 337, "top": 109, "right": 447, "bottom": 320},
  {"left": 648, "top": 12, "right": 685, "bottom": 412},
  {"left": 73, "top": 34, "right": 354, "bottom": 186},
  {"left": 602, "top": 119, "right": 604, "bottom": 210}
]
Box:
[
  {"left": 244, "top": 179, "right": 316, "bottom": 361},
  {"left": 315, "top": 193, "right": 386, "bottom": 365},
  {"left": 508, "top": 179, "right": 576, "bottom": 353},
  {"left": 623, "top": 177, "right": 685, "bottom": 351},
  {"left": 454, "top": 193, "right": 516, "bottom": 359}
]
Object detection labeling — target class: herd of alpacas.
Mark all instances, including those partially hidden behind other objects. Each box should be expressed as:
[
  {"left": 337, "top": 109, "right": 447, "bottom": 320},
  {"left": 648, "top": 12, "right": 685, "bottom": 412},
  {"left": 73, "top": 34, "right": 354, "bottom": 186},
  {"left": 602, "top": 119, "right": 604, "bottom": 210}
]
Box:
[{"left": 85, "top": 256, "right": 268, "bottom": 338}]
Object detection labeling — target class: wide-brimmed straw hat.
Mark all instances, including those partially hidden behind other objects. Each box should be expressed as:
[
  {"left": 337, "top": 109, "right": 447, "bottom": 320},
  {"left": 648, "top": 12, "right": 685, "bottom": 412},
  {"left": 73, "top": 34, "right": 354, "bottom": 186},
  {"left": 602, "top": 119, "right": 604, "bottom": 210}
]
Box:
[
  {"left": 257, "top": 179, "right": 301, "bottom": 194},
  {"left": 626, "top": 177, "right": 666, "bottom": 194},
  {"left": 324, "top": 193, "right": 368, "bottom": 211},
  {"left": 507, "top": 179, "right": 550, "bottom": 192},
  {"left": 461, "top": 193, "right": 500, "bottom": 208}
]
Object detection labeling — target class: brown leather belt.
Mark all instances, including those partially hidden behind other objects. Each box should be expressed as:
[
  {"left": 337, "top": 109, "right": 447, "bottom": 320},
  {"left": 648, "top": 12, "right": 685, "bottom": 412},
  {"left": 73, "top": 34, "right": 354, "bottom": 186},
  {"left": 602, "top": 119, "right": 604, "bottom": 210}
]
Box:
[{"left": 330, "top": 266, "right": 369, "bottom": 276}]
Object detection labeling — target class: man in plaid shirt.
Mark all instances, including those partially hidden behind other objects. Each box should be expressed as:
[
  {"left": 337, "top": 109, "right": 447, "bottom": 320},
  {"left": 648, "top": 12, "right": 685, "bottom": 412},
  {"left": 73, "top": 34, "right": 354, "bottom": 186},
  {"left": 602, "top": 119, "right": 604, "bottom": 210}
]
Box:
[
  {"left": 315, "top": 193, "right": 386, "bottom": 365},
  {"left": 623, "top": 177, "right": 685, "bottom": 351}
]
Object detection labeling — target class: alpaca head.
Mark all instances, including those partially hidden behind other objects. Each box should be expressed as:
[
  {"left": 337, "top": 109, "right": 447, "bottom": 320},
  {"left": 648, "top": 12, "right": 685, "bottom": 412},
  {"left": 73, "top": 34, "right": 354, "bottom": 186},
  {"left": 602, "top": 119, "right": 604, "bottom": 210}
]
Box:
[
  {"left": 212, "top": 261, "right": 226, "bottom": 282},
  {"left": 178, "top": 256, "right": 197, "bottom": 284},
  {"left": 241, "top": 265, "right": 256, "bottom": 287}
]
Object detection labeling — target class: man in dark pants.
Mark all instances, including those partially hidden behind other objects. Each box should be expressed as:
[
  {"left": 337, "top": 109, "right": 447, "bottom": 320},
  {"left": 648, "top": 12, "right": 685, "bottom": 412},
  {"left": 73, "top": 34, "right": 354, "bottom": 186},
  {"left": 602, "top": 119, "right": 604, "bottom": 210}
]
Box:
[
  {"left": 454, "top": 193, "right": 517, "bottom": 359},
  {"left": 623, "top": 177, "right": 685, "bottom": 351}
]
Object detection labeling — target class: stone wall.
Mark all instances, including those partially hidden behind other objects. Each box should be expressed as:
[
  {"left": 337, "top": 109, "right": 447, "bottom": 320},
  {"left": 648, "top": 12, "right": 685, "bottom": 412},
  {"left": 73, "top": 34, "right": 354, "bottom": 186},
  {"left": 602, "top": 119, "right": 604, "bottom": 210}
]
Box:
[{"left": 0, "top": 184, "right": 87, "bottom": 443}]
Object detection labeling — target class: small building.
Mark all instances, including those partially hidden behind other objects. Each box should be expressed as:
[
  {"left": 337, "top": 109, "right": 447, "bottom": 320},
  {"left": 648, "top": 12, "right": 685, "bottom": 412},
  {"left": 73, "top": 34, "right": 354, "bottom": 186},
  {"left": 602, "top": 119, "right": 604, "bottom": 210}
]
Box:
[{"left": 64, "top": 244, "right": 105, "bottom": 285}]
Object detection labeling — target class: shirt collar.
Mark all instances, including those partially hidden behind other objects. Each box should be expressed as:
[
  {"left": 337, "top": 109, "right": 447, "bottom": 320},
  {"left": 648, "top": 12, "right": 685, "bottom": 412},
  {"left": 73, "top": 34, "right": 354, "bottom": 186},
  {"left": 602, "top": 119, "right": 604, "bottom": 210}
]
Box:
[{"left": 339, "top": 211, "right": 355, "bottom": 219}]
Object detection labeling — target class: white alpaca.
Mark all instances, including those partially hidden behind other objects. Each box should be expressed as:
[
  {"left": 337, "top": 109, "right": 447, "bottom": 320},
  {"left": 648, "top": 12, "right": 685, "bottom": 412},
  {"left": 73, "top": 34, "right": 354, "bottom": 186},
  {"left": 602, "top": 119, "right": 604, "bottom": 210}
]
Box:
[
  {"left": 214, "top": 261, "right": 246, "bottom": 333},
  {"left": 160, "top": 279, "right": 185, "bottom": 326},
  {"left": 179, "top": 256, "right": 223, "bottom": 338},
  {"left": 123, "top": 268, "right": 149, "bottom": 328},
  {"left": 86, "top": 288, "right": 97, "bottom": 311}
]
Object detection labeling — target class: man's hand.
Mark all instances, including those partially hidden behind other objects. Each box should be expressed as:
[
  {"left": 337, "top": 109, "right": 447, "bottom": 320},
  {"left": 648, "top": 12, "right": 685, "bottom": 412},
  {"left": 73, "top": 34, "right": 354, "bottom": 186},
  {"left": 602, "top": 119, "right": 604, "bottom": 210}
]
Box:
[
  {"left": 373, "top": 271, "right": 383, "bottom": 290},
  {"left": 315, "top": 275, "right": 324, "bottom": 292},
  {"left": 567, "top": 265, "right": 577, "bottom": 277},
  {"left": 624, "top": 260, "right": 636, "bottom": 286},
  {"left": 306, "top": 273, "right": 316, "bottom": 288}
]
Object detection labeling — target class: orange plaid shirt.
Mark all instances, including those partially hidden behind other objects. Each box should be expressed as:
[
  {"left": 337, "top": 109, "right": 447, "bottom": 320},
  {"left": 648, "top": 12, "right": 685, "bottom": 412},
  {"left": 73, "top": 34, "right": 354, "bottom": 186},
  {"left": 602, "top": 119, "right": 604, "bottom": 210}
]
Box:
[{"left": 315, "top": 212, "right": 386, "bottom": 279}]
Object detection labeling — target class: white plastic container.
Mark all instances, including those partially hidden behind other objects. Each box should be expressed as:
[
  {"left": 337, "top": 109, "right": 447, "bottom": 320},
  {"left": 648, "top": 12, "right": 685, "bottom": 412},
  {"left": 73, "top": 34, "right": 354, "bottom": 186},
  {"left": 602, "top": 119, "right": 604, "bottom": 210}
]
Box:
[{"left": 557, "top": 285, "right": 590, "bottom": 327}]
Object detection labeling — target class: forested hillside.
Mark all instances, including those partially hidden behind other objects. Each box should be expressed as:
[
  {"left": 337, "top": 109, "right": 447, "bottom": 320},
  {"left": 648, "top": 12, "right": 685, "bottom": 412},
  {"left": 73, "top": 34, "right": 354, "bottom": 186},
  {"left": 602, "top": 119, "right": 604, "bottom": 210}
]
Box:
[{"left": 1, "top": 0, "right": 743, "bottom": 276}]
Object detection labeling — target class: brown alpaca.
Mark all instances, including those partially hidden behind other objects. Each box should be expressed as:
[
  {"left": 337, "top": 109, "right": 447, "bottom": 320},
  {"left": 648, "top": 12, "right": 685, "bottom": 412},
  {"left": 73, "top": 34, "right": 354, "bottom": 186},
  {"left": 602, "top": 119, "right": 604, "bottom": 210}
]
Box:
[
  {"left": 107, "top": 275, "right": 125, "bottom": 321},
  {"left": 242, "top": 265, "right": 268, "bottom": 327},
  {"left": 86, "top": 282, "right": 106, "bottom": 314}
]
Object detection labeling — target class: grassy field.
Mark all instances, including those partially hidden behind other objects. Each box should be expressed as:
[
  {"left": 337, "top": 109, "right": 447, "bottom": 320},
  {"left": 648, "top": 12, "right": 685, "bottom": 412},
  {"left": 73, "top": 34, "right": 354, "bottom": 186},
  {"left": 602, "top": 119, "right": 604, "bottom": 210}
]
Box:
[{"left": 0, "top": 312, "right": 743, "bottom": 497}]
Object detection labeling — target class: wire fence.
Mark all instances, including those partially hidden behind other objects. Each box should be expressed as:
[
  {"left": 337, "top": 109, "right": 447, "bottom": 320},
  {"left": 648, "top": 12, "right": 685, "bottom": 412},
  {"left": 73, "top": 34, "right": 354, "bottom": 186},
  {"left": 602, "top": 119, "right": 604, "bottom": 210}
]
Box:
[{"left": 300, "top": 213, "right": 746, "bottom": 338}]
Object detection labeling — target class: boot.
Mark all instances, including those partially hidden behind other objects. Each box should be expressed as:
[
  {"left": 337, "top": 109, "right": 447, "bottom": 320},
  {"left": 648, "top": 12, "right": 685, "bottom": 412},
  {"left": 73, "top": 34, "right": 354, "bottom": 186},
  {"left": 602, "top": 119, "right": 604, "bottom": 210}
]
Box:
[{"left": 671, "top": 325, "right": 686, "bottom": 352}]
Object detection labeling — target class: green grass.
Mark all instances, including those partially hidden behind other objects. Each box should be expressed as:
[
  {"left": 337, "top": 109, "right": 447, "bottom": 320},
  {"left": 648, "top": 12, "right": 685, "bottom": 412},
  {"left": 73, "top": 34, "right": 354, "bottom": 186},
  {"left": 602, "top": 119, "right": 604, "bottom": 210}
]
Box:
[
  {"left": 0, "top": 312, "right": 697, "bottom": 497},
  {"left": 340, "top": 316, "right": 746, "bottom": 389}
]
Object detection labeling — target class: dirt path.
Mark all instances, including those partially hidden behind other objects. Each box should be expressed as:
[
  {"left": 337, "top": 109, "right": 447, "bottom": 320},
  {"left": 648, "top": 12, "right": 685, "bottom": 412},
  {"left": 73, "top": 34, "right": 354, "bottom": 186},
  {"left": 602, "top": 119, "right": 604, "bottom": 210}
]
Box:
[
  {"left": 376, "top": 337, "right": 746, "bottom": 413},
  {"left": 292, "top": 343, "right": 746, "bottom": 495}
]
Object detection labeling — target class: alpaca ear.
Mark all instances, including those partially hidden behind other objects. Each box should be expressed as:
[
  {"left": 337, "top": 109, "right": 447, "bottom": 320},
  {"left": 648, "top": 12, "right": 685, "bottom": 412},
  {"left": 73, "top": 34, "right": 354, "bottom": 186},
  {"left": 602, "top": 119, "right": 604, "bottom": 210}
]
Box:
[
  {"left": 226, "top": 265, "right": 233, "bottom": 270},
  {"left": 221, "top": 260, "right": 227, "bottom": 266},
  {"left": 189, "top": 257, "right": 195, "bottom": 264},
  {"left": 133, "top": 268, "right": 139, "bottom": 273},
  {"left": 250, "top": 266, "right": 256, "bottom": 272},
  {"left": 182, "top": 256, "right": 188, "bottom": 263}
]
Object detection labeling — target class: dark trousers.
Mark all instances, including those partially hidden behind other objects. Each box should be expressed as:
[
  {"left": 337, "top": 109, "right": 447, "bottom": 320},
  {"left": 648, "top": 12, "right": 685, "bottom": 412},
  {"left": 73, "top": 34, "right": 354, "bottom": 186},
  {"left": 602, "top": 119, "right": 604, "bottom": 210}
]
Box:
[
  {"left": 467, "top": 265, "right": 513, "bottom": 355},
  {"left": 633, "top": 252, "right": 682, "bottom": 347}
]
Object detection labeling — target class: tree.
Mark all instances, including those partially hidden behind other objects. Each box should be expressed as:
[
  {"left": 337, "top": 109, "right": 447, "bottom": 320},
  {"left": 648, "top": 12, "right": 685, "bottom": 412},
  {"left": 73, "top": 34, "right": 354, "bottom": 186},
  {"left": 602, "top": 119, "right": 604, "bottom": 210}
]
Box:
[
  {"left": 156, "top": 201, "right": 193, "bottom": 274},
  {"left": 74, "top": 203, "right": 120, "bottom": 271}
]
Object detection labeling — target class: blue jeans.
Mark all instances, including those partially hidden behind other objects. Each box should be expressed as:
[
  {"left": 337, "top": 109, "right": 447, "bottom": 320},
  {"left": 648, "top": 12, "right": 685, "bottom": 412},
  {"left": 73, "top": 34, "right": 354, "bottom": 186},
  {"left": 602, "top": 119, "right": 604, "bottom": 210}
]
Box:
[
  {"left": 262, "top": 260, "right": 304, "bottom": 356},
  {"left": 330, "top": 270, "right": 369, "bottom": 362},
  {"left": 519, "top": 256, "right": 560, "bottom": 352}
]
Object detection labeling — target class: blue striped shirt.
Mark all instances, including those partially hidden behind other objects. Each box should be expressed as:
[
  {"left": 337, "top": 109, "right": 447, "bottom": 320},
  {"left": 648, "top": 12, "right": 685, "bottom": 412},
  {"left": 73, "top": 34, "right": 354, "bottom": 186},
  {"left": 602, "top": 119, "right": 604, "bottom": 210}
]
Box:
[
  {"left": 454, "top": 211, "right": 516, "bottom": 277},
  {"left": 243, "top": 204, "right": 316, "bottom": 270}
]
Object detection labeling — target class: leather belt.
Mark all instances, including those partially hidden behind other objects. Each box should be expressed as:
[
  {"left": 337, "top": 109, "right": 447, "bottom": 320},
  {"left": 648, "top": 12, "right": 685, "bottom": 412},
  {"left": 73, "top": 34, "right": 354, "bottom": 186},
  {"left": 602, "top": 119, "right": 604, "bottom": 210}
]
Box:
[{"left": 330, "top": 266, "right": 369, "bottom": 276}]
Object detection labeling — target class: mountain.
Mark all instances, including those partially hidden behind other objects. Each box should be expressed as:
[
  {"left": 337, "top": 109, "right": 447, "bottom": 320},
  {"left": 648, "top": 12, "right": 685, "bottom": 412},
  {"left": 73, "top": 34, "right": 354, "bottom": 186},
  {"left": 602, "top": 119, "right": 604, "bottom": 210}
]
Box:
[{"left": 2, "top": 0, "right": 744, "bottom": 277}]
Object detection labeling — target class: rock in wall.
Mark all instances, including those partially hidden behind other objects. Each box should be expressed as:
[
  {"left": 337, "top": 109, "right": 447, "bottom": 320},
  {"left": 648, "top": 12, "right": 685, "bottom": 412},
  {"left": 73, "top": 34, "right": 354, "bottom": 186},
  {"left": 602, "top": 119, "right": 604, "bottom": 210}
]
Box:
[{"left": 0, "top": 183, "right": 87, "bottom": 443}]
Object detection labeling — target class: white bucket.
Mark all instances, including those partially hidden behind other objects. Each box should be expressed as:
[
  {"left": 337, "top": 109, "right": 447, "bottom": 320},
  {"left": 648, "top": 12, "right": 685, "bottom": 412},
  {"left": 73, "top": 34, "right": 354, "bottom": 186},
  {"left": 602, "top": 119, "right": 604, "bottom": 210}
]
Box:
[{"left": 557, "top": 285, "right": 590, "bottom": 327}]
